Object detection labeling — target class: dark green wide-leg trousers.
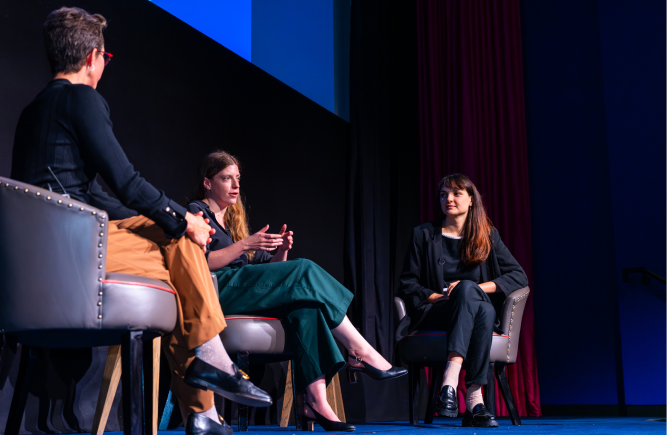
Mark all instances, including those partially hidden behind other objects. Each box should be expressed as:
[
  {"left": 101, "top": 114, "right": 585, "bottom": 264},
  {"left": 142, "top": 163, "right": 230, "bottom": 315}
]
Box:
[{"left": 216, "top": 258, "right": 354, "bottom": 392}]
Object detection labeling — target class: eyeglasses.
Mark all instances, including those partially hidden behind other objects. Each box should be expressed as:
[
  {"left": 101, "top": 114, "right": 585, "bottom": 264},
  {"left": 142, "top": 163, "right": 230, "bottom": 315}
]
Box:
[{"left": 98, "top": 50, "right": 113, "bottom": 66}]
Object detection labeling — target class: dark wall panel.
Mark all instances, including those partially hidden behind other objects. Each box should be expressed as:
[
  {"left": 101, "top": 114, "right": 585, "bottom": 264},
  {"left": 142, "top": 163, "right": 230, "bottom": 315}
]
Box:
[
  {"left": 598, "top": 0, "right": 666, "bottom": 405},
  {"left": 521, "top": 0, "right": 620, "bottom": 405}
]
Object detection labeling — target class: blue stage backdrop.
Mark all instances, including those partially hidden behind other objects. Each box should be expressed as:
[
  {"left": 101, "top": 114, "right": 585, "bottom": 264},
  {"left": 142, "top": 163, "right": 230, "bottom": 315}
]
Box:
[{"left": 150, "top": 0, "right": 344, "bottom": 119}]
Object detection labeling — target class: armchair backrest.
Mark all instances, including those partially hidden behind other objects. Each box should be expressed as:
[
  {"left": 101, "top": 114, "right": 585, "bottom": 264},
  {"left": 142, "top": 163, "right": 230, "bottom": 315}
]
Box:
[
  {"left": 0, "top": 177, "right": 108, "bottom": 335},
  {"left": 498, "top": 287, "right": 530, "bottom": 363}
]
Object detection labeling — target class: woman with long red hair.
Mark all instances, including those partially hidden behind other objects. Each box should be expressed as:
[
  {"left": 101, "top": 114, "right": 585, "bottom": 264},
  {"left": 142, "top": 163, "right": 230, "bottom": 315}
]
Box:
[{"left": 396, "top": 174, "right": 528, "bottom": 428}]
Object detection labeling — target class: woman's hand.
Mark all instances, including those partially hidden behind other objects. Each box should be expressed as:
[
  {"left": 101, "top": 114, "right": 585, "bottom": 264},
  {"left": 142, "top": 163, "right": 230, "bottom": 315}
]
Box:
[
  {"left": 446, "top": 280, "right": 461, "bottom": 296},
  {"left": 428, "top": 293, "right": 448, "bottom": 304},
  {"left": 242, "top": 225, "right": 283, "bottom": 251},
  {"left": 185, "top": 211, "right": 215, "bottom": 253},
  {"left": 277, "top": 225, "right": 293, "bottom": 252}
]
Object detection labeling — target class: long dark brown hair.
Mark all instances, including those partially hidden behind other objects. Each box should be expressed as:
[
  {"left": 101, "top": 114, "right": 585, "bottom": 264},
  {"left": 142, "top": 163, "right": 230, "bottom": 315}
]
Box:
[
  {"left": 439, "top": 174, "right": 493, "bottom": 265},
  {"left": 194, "top": 151, "right": 254, "bottom": 261}
]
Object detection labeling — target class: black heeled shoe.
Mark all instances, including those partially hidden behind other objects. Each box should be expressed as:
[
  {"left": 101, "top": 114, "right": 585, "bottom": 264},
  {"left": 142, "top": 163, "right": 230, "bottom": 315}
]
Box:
[
  {"left": 184, "top": 357, "right": 272, "bottom": 407},
  {"left": 186, "top": 413, "right": 233, "bottom": 435},
  {"left": 346, "top": 356, "right": 408, "bottom": 383},
  {"left": 304, "top": 401, "right": 356, "bottom": 432}
]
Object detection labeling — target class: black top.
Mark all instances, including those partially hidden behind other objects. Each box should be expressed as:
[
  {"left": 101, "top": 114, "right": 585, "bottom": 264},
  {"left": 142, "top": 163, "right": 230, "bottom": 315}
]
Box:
[
  {"left": 441, "top": 235, "right": 481, "bottom": 285},
  {"left": 395, "top": 221, "right": 529, "bottom": 341},
  {"left": 11, "top": 79, "right": 187, "bottom": 238},
  {"left": 187, "top": 200, "right": 273, "bottom": 268}
]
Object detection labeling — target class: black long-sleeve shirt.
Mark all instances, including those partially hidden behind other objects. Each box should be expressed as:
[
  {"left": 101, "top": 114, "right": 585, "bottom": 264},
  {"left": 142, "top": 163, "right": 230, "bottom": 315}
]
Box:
[{"left": 11, "top": 79, "right": 187, "bottom": 238}]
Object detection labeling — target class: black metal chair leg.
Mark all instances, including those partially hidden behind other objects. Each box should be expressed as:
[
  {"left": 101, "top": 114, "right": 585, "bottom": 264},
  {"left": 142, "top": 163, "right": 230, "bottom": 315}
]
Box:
[
  {"left": 237, "top": 351, "right": 250, "bottom": 432},
  {"left": 223, "top": 397, "right": 232, "bottom": 428},
  {"left": 291, "top": 360, "right": 303, "bottom": 430},
  {"left": 424, "top": 367, "right": 441, "bottom": 424},
  {"left": 295, "top": 390, "right": 312, "bottom": 431},
  {"left": 122, "top": 331, "right": 145, "bottom": 435},
  {"left": 495, "top": 364, "right": 521, "bottom": 426},
  {"left": 5, "top": 345, "right": 37, "bottom": 435},
  {"left": 485, "top": 362, "right": 496, "bottom": 416},
  {"left": 407, "top": 364, "right": 420, "bottom": 425}
]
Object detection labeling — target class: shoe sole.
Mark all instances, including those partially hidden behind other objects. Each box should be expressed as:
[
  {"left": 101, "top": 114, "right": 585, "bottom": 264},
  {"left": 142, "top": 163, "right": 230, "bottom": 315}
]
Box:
[
  {"left": 348, "top": 369, "right": 408, "bottom": 381},
  {"left": 434, "top": 407, "right": 458, "bottom": 418},
  {"left": 462, "top": 420, "right": 499, "bottom": 428},
  {"left": 184, "top": 376, "right": 272, "bottom": 408}
]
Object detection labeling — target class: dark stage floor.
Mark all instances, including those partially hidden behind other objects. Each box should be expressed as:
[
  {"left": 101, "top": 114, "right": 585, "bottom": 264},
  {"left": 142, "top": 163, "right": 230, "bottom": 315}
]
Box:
[{"left": 99, "top": 417, "right": 666, "bottom": 435}]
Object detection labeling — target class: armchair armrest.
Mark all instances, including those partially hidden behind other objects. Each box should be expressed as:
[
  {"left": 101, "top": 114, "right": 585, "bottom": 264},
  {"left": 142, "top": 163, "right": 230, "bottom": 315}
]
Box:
[{"left": 394, "top": 297, "right": 407, "bottom": 321}]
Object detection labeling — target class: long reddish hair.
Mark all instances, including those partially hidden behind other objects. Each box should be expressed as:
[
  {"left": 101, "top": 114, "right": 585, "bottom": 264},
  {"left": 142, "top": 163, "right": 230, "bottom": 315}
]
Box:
[{"left": 439, "top": 174, "right": 493, "bottom": 265}]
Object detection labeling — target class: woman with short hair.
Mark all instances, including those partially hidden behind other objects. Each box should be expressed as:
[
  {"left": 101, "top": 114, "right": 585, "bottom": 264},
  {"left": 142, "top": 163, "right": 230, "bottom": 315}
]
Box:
[
  {"left": 396, "top": 174, "right": 528, "bottom": 428},
  {"left": 188, "top": 150, "right": 408, "bottom": 432}
]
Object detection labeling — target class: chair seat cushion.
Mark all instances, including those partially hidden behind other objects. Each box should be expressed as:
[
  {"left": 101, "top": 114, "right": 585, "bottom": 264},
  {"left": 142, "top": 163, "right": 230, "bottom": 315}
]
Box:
[
  {"left": 398, "top": 330, "right": 511, "bottom": 366},
  {"left": 100, "top": 272, "right": 178, "bottom": 335},
  {"left": 220, "top": 315, "right": 288, "bottom": 355}
]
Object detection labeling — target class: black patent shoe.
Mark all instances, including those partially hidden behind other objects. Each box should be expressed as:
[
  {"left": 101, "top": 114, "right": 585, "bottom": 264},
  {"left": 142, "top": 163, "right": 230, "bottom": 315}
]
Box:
[
  {"left": 304, "top": 401, "right": 356, "bottom": 432},
  {"left": 462, "top": 404, "right": 499, "bottom": 428},
  {"left": 346, "top": 356, "right": 408, "bottom": 382},
  {"left": 184, "top": 358, "right": 272, "bottom": 407},
  {"left": 434, "top": 385, "right": 458, "bottom": 417},
  {"left": 186, "top": 413, "right": 233, "bottom": 435}
]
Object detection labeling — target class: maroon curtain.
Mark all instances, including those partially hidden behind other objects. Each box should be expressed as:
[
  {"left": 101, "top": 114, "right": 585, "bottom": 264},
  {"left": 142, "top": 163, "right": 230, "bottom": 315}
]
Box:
[{"left": 416, "top": 0, "right": 541, "bottom": 416}]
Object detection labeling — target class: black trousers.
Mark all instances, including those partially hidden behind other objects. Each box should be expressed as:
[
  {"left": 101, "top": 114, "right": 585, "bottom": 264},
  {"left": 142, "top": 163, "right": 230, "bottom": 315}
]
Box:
[{"left": 420, "top": 280, "right": 495, "bottom": 387}]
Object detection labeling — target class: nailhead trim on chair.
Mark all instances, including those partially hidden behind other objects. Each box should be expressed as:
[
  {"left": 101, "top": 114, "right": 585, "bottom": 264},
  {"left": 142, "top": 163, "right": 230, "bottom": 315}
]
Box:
[
  {"left": 2, "top": 181, "right": 108, "bottom": 325},
  {"left": 506, "top": 290, "right": 530, "bottom": 362}
]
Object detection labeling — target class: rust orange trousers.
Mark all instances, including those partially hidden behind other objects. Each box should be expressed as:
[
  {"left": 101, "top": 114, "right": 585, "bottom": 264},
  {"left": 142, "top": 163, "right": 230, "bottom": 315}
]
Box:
[{"left": 107, "top": 215, "right": 225, "bottom": 413}]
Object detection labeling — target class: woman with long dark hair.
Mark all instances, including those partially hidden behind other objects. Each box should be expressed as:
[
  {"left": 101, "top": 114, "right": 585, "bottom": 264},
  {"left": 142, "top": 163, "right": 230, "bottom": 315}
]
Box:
[
  {"left": 187, "top": 151, "right": 407, "bottom": 432},
  {"left": 396, "top": 174, "right": 528, "bottom": 428}
]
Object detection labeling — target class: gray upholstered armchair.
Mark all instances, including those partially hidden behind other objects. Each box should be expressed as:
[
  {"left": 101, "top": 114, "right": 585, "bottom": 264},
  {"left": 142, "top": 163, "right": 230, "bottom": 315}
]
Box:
[
  {"left": 394, "top": 286, "right": 530, "bottom": 426},
  {"left": 0, "top": 177, "right": 178, "bottom": 435}
]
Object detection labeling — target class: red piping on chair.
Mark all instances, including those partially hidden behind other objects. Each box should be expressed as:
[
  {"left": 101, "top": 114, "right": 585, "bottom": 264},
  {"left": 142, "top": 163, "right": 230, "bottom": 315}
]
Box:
[
  {"left": 225, "top": 316, "right": 282, "bottom": 321},
  {"left": 407, "top": 332, "right": 509, "bottom": 338},
  {"left": 101, "top": 279, "right": 177, "bottom": 295}
]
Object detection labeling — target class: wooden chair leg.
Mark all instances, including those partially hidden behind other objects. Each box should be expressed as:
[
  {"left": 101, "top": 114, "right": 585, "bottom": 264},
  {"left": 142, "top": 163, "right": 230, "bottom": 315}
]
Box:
[
  {"left": 122, "top": 331, "right": 145, "bottom": 435},
  {"left": 236, "top": 352, "right": 250, "bottom": 432},
  {"left": 326, "top": 372, "right": 346, "bottom": 422},
  {"left": 143, "top": 336, "right": 160, "bottom": 435},
  {"left": 495, "top": 364, "right": 521, "bottom": 426},
  {"left": 5, "top": 345, "right": 36, "bottom": 435},
  {"left": 280, "top": 361, "right": 295, "bottom": 427},
  {"left": 485, "top": 362, "right": 496, "bottom": 416},
  {"left": 92, "top": 345, "right": 122, "bottom": 435},
  {"left": 408, "top": 364, "right": 420, "bottom": 425},
  {"left": 424, "top": 368, "right": 442, "bottom": 424}
]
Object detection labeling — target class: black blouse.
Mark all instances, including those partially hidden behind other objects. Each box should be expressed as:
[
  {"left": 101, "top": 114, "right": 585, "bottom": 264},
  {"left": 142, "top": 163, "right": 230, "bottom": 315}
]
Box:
[
  {"left": 187, "top": 200, "right": 272, "bottom": 268},
  {"left": 441, "top": 235, "right": 481, "bottom": 285},
  {"left": 11, "top": 79, "right": 187, "bottom": 238}
]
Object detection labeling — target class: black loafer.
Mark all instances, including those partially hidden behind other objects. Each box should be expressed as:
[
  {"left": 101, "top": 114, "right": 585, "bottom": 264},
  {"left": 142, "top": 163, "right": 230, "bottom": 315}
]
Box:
[
  {"left": 462, "top": 404, "right": 499, "bottom": 428},
  {"left": 434, "top": 385, "right": 458, "bottom": 417},
  {"left": 186, "top": 413, "right": 233, "bottom": 435},
  {"left": 184, "top": 357, "right": 272, "bottom": 407}
]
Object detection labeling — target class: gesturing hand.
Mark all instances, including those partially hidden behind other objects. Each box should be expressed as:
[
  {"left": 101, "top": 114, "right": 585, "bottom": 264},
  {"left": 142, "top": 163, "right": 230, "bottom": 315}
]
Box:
[
  {"left": 185, "top": 211, "right": 215, "bottom": 253},
  {"left": 242, "top": 225, "right": 284, "bottom": 251},
  {"left": 277, "top": 224, "right": 294, "bottom": 252}
]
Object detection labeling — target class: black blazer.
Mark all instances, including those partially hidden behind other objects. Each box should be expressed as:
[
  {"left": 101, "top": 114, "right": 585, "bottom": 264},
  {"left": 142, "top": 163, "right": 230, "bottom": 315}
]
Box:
[
  {"left": 395, "top": 220, "right": 528, "bottom": 342},
  {"left": 11, "top": 79, "right": 187, "bottom": 238}
]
